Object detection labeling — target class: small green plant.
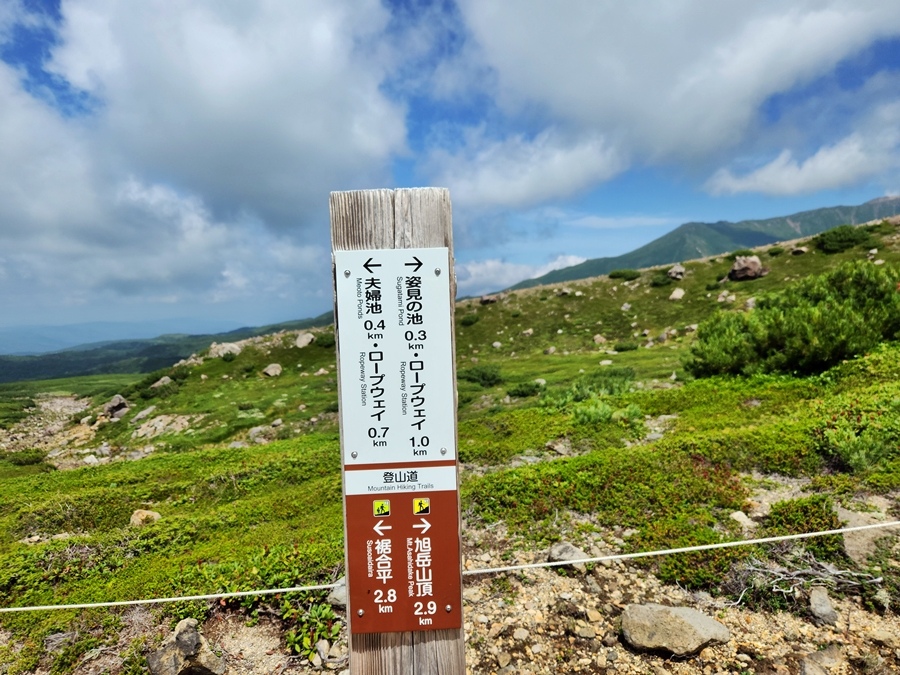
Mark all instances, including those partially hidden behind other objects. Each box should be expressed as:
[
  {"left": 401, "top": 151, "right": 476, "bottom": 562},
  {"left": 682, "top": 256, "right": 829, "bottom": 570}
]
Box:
[
  {"left": 458, "top": 365, "right": 503, "bottom": 387},
  {"left": 573, "top": 399, "right": 612, "bottom": 425},
  {"left": 460, "top": 314, "right": 480, "bottom": 327},
  {"left": 765, "top": 495, "right": 844, "bottom": 562},
  {"left": 222, "top": 351, "right": 237, "bottom": 362},
  {"left": 316, "top": 333, "right": 336, "bottom": 348},
  {"left": 282, "top": 602, "right": 342, "bottom": 660},
  {"left": 608, "top": 269, "right": 641, "bottom": 281},
  {"left": 767, "top": 246, "right": 785, "bottom": 257},
  {"left": 727, "top": 249, "right": 756, "bottom": 261},
  {"left": 7, "top": 449, "right": 46, "bottom": 466}
]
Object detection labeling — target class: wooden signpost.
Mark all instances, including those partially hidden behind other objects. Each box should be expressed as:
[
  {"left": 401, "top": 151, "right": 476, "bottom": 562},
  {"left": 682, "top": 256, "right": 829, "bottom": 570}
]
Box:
[{"left": 330, "top": 189, "right": 465, "bottom": 674}]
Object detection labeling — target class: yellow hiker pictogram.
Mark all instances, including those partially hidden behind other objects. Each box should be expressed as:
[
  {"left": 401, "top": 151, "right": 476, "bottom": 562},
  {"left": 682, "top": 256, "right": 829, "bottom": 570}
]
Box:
[
  {"left": 373, "top": 500, "right": 391, "bottom": 517},
  {"left": 413, "top": 498, "right": 430, "bottom": 515}
]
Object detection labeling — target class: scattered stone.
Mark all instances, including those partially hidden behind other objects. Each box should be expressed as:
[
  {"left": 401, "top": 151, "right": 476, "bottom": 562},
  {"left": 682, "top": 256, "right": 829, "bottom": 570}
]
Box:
[
  {"left": 262, "top": 363, "right": 282, "bottom": 377},
  {"left": 131, "top": 406, "right": 157, "bottom": 425},
  {"left": 522, "top": 328, "right": 534, "bottom": 337},
  {"left": 729, "top": 511, "right": 758, "bottom": 532},
  {"left": 669, "top": 287, "right": 685, "bottom": 301},
  {"left": 147, "top": 618, "right": 225, "bottom": 675},
  {"left": 791, "top": 246, "right": 809, "bottom": 255},
  {"left": 745, "top": 297, "right": 756, "bottom": 309},
  {"left": 208, "top": 342, "right": 242, "bottom": 358},
  {"left": 548, "top": 541, "right": 587, "bottom": 573},
  {"left": 667, "top": 264, "right": 686, "bottom": 280},
  {"left": 685, "top": 324, "right": 698, "bottom": 332},
  {"left": 809, "top": 587, "right": 838, "bottom": 626},
  {"left": 534, "top": 378, "right": 546, "bottom": 386},
  {"left": 271, "top": 418, "right": 283, "bottom": 427},
  {"left": 620, "top": 603, "right": 730, "bottom": 656},
  {"left": 717, "top": 290, "right": 736, "bottom": 303},
  {"left": 600, "top": 360, "right": 613, "bottom": 366},
  {"left": 479, "top": 295, "right": 499, "bottom": 305},
  {"left": 801, "top": 644, "right": 843, "bottom": 674},
  {"left": 295, "top": 332, "right": 316, "bottom": 348},
  {"left": 492, "top": 341, "right": 502, "bottom": 349},
  {"left": 593, "top": 334, "right": 607, "bottom": 344},
  {"left": 621, "top": 303, "right": 632, "bottom": 311},
  {"left": 130, "top": 509, "right": 162, "bottom": 527},
  {"left": 556, "top": 288, "right": 572, "bottom": 297},
  {"left": 83, "top": 454, "right": 100, "bottom": 466},
  {"left": 546, "top": 438, "right": 572, "bottom": 456},
  {"left": 513, "top": 628, "right": 530, "bottom": 641},
  {"left": 104, "top": 394, "right": 130, "bottom": 420},
  {"left": 314, "top": 368, "right": 329, "bottom": 376},
  {"left": 150, "top": 376, "right": 173, "bottom": 390},
  {"left": 544, "top": 346, "right": 556, "bottom": 355},
  {"left": 328, "top": 577, "right": 347, "bottom": 607}
]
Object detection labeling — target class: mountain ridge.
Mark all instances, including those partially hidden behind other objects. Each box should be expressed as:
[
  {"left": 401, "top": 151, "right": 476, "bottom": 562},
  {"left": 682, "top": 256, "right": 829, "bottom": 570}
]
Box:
[{"left": 510, "top": 196, "right": 900, "bottom": 289}]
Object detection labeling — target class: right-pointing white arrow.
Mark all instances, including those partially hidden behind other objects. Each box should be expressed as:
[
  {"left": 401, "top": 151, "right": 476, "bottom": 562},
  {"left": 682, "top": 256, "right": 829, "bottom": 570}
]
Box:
[
  {"left": 412, "top": 518, "right": 431, "bottom": 534},
  {"left": 373, "top": 520, "right": 392, "bottom": 537}
]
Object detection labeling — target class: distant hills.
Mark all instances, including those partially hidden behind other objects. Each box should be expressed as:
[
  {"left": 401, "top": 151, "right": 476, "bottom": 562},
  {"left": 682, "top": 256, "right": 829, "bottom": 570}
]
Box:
[
  {"left": 510, "top": 196, "right": 900, "bottom": 289},
  {"left": 0, "top": 313, "right": 333, "bottom": 384}
]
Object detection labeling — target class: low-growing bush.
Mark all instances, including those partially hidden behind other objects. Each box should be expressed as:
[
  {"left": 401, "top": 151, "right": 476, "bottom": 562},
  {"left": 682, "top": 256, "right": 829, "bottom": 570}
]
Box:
[
  {"left": 727, "top": 249, "right": 756, "bottom": 261},
  {"left": 458, "top": 365, "right": 503, "bottom": 387},
  {"left": 649, "top": 271, "right": 673, "bottom": 287},
  {"left": 315, "top": 332, "right": 336, "bottom": 349},
  {"left": 507, "top": 381, "right": 543, "bottom": 398},
  {"left": 573, "top": 400, "right": 612, "bottom": 425},
  {"left": 614, "top": 341, "right": 639, "bottom": 352},
  {"left": 765, "top": 495, "right": 845, "bottom": 562},
  {"left": 460, "top": 314, "right": 480, "bottom": 327},
  {"left": 608, "top": 269, "right": 641, "bottom": 281},
  {"left": 7, "top": 449, "right": 46, "bottom": 466},
  {"left": 814, "top": 224, "right": 876, "bottom": 254},
  {"left": 767, "top": 246, "right": 785, "bottom": 256},
  {"left": 685, "top": 261, "right": 900, "bottom": 377}
]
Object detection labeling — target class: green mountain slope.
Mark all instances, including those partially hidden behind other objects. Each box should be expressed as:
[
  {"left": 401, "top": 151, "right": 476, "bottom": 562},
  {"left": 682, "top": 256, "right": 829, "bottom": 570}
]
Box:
[
  {"left": 511, "top": 196, "right": 900, "bottom": 289},
  {"left": 0, "top": 312, "right": 333, "bottom": 384}
]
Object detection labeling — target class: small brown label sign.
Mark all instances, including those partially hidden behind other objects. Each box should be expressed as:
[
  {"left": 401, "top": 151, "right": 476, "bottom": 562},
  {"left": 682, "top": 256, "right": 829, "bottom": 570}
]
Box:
[{"left": 345, "top": 488, "right": 462, "bottom": 633}]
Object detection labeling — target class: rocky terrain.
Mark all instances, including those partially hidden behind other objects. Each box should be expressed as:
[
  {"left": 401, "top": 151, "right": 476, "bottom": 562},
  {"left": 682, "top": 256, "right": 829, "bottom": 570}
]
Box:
[{"left": 3, "top": 397, "right": 899, "bottom": 675}]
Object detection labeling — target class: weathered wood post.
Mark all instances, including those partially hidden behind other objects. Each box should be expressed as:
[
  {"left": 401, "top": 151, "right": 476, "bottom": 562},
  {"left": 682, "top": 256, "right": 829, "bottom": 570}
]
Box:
[{"left": 330, "top": 188, "right": 465, "bottom": 674}]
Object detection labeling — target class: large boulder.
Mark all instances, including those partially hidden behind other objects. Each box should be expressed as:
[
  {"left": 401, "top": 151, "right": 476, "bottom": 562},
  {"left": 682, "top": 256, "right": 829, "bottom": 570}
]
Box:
[
  {"left": 147, "top": 618, "right": 225, "bottom": 675},
  {"left": 103, "top": 395, "right": 130, "bottom": 420},
  {"left": 728, "top": 255, "right": 767, "bottom": 281},
  {"left": 667, "top": 264, "right": 686, "bottom": 280},
  {"left": 262, "top": 363, "right": 283, "bottom": 377},
  {"left": 621, "top": 603, "right": 730, "bottom": 656},
  {"left": 295, "top": 332, "right": 315, "bottom": 348},
  {"left": 669, "top": 287, "right": 685, "bottom": 301}
]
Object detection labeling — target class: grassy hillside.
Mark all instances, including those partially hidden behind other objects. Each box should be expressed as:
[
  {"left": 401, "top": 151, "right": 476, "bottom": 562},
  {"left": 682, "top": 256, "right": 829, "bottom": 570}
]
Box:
[
  {"left": 1, "top": 223, "right": 900, "bottom": 671},
  {"left": 512, "top": 195, "right": 900, "bottom": 289},
  {"left": 0, "top": 312, "right": 333, "bottom": 385}
]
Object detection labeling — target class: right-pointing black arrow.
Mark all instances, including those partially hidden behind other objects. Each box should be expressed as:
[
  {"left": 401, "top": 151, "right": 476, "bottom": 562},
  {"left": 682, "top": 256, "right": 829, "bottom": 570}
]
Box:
[
  {"left": 363, "top": 257, "right": 381, "bottom": 273},
  {"left": 405, "top": 256, "right": 423, "bottom": 273}
]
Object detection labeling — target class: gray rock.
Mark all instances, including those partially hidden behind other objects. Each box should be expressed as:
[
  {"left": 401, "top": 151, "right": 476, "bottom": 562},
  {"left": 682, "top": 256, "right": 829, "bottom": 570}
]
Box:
[
  {"left": 729, "top": 511, "right": 757, "bottom": 532},
  {"left": 548, "top": 541, "right": 587, "bottom": 573},
  {"left": 620, "top": 603, "right": 730, "bottom": 656},
  {"left": 262, "top": 363, "right": 282, "bottom": 377},
  {"left": 295, "top": 332, "right": 316, "bottom": 348},
  {"left": 208, "top": 342, "right": 242, "bottom": 358},
  {"left": 147, "top": 618, "right": 225, "bottom": 675},
  {"left": 668, "top": 287, "right": 685, "bottom": 301},
  {"left": 492, "top": 341, "right": 502, "bottom": 349},
  {"left": 729, "top": 255, "right": 767, "bottom": 281},
  {"left": 621, "top": 303, "right": 632, "bottom": 311},
  {"left": 544, "top": 346, "right": 556, "bottom": 355},
  {"left": 479, "top": 294, "right": 498, "bottom": 304},
  {"left": 512, "top": 628, "right": 529, "bottom": 641},
  {"left": 667, "top": 264, "right": 686, "bottom": 280},
  {"left": 150, "top": 376, "right": 173, "bottom": 389},
  {"left": 131, "top": 406, "right": 157, "bottom": 424},
  {"left": 328, "top": 577, "right": 347, "bottom": 607},
  {"left": 104, "top": 394, "right": 130, "bottom": 420},
  {"left": 809, "top": 587, "right": 837, "bottom": 626},
  {"left": 522, "top": 328, "right": 534, "bottom": 337},
  {"left": 801, "top": 644, "right": 843, "bottom": 674},
  {"left": 130, "top": 509, "right": 162, "bottom": 527},
  {"left": 791, "top": 246, "right": 809, "bottom": 255}
]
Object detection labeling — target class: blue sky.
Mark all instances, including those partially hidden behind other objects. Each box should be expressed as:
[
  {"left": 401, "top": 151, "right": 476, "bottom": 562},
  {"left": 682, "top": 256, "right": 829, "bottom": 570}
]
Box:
[{"left": 1, "top": 1, "right": 899, "bottom": 333}]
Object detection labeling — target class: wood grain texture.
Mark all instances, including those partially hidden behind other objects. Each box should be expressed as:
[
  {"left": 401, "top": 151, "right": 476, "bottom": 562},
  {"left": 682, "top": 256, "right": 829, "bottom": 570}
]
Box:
[{"left": 330, "top": 188, "right": 465, "bottom": 675}]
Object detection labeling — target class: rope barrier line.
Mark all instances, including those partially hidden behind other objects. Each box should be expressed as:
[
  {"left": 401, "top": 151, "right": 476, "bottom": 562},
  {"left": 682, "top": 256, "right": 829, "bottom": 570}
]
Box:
[{"left": 1, "top": 520, "right": 897, "bottom": 614}]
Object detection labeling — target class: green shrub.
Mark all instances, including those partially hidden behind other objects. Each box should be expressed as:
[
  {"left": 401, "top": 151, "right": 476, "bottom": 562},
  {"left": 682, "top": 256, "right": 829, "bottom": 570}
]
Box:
[
  {"left": 649, "top": 271, "right": 673, "bottom": 287},
  {"left": 458, "top": 365, "right": 503, "bottom": 387},
  {"left": 814, "top": 224, "right": 876, "bottom": 254},
  {"left": 765, "top": 495, "right": 845, "bottom": 562},
  {"left": 7, "top": 449, "right": 46, "bottom": 466},
  {"left": 460, "top": 314, "right": 480, "bottom": 327},
  {"left": 316, "top": 332, "right": 336, "bottom": 348},
  {"left": 608, "top": 269, "right": 641, "bottom": 281},
  {"left": 727, "top": 249, "right": 756, "bottom": 261},
  {"left": 767, "top": 246, "right": 785, "bottom": 257},
  {"left": 685, "top": 261, "right": 900, "bottom": 377},
  {"left": 573, "top": 400, "right": 612, "bottom": 425},
  {"left": 614, "top": 341, "right": 639, "bottom": 352},
  {"left": 507, "top": 381, "right": 543, "bottom": 398},
  {"left": 222, "top": 351, "right": 237, "bottom": 362},
  {"left": 705, "top": 281, "right": 723, "bottom": 291}
]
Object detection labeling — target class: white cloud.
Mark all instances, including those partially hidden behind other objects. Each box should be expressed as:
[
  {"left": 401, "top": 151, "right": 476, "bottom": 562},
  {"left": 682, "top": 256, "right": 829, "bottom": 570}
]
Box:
[
  {"left": 431, "top": 128, "right": 624, "bottom": 210},
  {"left": 456, "top": 254, "right": 586, "bottom": 296}
]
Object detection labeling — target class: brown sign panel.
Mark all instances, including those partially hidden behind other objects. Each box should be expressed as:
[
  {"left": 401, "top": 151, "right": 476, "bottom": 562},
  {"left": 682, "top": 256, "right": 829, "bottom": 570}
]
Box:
[{"left": 345, "top": 489, "right": 462, "bottom": 633}]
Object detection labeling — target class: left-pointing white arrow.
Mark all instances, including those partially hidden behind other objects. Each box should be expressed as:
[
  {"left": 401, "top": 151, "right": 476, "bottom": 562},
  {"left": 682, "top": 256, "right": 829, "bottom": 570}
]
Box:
[
  {"left": 373, "top": 520, "right": 392, "bottom": 536},
  {"left": 412, "top": 518, "right": 431, "bottom": 534}
]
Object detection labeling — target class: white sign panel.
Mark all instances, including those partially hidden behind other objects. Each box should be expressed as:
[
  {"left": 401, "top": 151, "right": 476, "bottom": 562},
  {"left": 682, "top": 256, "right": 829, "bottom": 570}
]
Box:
[{"left": 335, "top": 247, "right": 456, "bottom": 466}]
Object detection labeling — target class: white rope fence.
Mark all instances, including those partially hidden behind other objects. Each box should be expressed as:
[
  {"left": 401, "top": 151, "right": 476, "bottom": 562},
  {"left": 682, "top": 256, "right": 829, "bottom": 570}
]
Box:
[{"left": 1, "top": 520, "right": 897, "bottom": 614}]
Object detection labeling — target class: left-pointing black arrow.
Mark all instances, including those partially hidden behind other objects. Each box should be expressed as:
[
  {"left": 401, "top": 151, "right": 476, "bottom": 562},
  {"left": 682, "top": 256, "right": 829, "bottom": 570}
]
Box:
[
  {"left": 405, "top": 256, "right": 423, "bottom": 273},
  {"left": 363, "top": 258, "right": 381, "bottom": 273}
]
